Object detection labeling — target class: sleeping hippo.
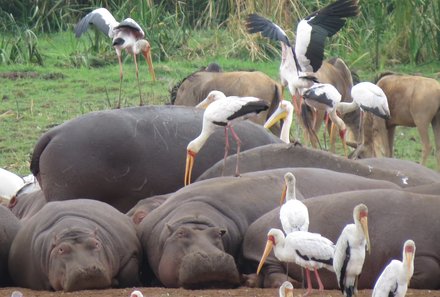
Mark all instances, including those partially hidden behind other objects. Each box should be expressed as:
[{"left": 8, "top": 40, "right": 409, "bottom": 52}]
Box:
[
  {"left": 30, "top": 105, "right": 281, "bottom": 212},
  {"left": 137, "top": 167, "right": 399, "bottom": 288},
  {"left": 8, "top": 189, "right": 46, "bottom": 221},
  {"left": 197, "top": 143, "right": 437, "bottom": 187},
  {"left": 0, "top": 205, "right": 21, "bottom": 286},
  {"left": 8, "top": 199, "right": 141, "bottom": 291},
  {"left": 126, "top": 194, "right": 169, "bottom": 225},
  {"left": 242, "top": 189, "right": 440, "bottom": 289}
]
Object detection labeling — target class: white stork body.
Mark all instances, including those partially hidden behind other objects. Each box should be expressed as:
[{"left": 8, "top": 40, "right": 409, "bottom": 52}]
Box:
[
  {"left": 279, "top": 172, "right": 309, "bottom": 233},
  {"left": 184, "top": 90, "right": 269, "bottom": 185},
  {"left": 279, "top": 281, "right": 294, "bottom": 297},
  {"left": 130, "top": 290, "right": 144, "bottom": 297},
  {"left": 264, "top": 100, "right": 294, "bottom": 143},
  {"left": 302, "top": 83, "right": 348, "bottom": 155},
  {"left": 246, "top": 0, "right": 360, "bottom": 114},
  {"left": 333, "top": 204, "right": 371, "bottom": 297},
  {"left": 75, "top": 8, "right": 156, "bottom": 107},
  {"left": 0, "top": 168, "right": 25, "bottom": 202},
  {"left": 372, "top": 240, "right": 416, "bottom": 297},
  {"left": 337, "top": 82, "right": 390, "bottom": 119},
  {"left": 257, "top": 228, "right": 335, "bottom": 296}
]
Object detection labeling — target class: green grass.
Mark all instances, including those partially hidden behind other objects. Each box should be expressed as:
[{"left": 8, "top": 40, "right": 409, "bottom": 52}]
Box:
[{"left": 1, "top": 31, "right": 439, "bottom": 175}]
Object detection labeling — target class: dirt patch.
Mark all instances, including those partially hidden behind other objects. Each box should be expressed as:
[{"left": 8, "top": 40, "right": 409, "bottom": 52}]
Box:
[
  {"left": 0, "top": 72, "right": 64, "bottom": 80},
  {"left": 0, "top": 287, "right": 436, "bottom": 297}
]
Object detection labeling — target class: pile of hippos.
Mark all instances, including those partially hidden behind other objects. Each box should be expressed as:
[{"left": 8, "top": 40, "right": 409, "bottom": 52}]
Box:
[{"left": 1, "top": 103, "right": 440, "bottom": 295}]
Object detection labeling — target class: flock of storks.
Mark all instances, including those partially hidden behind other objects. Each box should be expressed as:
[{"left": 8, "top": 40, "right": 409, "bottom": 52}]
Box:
[{"left": 2, "top": 0, "right": 416, "bottom": 296}]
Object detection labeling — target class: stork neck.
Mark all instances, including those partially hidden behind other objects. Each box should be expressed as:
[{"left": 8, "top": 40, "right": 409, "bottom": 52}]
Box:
[
  {"left": 188, "top": 121, "right": 215, "bottom": 154},
  {"left": 337, "top": 100, "right": 359, "bottom": 115},
  {"left": 280, "top": 112, "right": 293, "bottom": 144},
  {"left": 285, "top": 180, "right": 296, "bottom": 201}
]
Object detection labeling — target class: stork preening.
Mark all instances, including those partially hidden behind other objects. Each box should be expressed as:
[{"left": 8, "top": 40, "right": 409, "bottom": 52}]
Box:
[
  {"left": 257, "top": 228, "right": 335, "bottom": 296},
  {"left": 333, "top": 204, "right": 371, "bottom": 297},
  {"left": 279, "top": 172, "right": 309, "bottom": 233},
  {"left": 264, "top": 100, "right": 294, "bottom": 143},
  {"left": 279, "top": 281, "right": 294, "bottom": 297},
  {"left": 245, "top": 0, "right": 360, "bottom": 114},
  {"left": 184, "top": 90, "right": 269, "bottom": 186},
  {"left": 372, "top": 240, "right": 416, "bottom": 297},
  {"left": 75, "top": 8, "right": 156, "bottom": 108},
  {"left": 301, "top": 83, "right": 348, "bottom": 156}
]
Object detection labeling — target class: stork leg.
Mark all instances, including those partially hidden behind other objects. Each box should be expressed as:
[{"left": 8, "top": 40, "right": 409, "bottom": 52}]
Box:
[
  {"left": 313, "top": 268, "right": 325, "bottom": 292},
  {"left": 229, "top": 125, "right": 242, "bottom": 177},
  {"left": 222, "top": 126, "right": 230, "bottom": 177},
  {"left": 133, "top": 53, "right": 143, "bottom": 106},
  {"left": 303, "top": 269, "right": 313, "bottom": 297},
  {"left": 117, "top": 54, "right": 124, "bottom": 109}
]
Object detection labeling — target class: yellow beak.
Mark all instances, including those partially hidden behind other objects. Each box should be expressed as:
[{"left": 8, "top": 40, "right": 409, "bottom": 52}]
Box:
[
  {"left": 195, "top": 98, "right": 210, "bottom": 109},
  {"left": 184, "top": 150, "right": 195, "bottom": 186},
  {"left": 285, "top": 286, "right": 294, "bottom": 297},
  {"left": 360, "top": 216, "right": 371, "bottom": 254},
  {"left": 142, "top": 46, "right": 156, "bottom": 81},
  {"left": 257, "top": 239, "right": 274, "bottom": 275},
  {"left": 264, "top": 107, "right": 288, "bottom": 129},
  {"left": 280, "top": 184, "right": 287, "bottom": 206}
]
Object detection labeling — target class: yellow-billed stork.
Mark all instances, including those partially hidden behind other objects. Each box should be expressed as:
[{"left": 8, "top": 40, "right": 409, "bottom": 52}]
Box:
[
  {"left": 257, "top": 228, "right": 335, "bottom": 296},
  {"left": 264, "top": 100, "right": 294, "bottom": 143},
  {"left": 75, "top": 8, "right": 156, "bottom": 108},
  {"left": 184, "top": 90, "right": 269, "bottom": 186},
  {"left": 333, "top": 203, "right": 371, "bottom": 297},
  {"left": 279, "top": 172, "right": 309, "bottom": 233},
  {"left": 279, "top": 281, "right": 294, "bottom": 297},
  {"left": 372, "top": 240, "right": 416, "bottom": 297},
  {"left": 246, "top": 0, "right": 360, "bottom": 113},
  {"left": 130, "top": 290, "right": 144, "bottom": 297}
]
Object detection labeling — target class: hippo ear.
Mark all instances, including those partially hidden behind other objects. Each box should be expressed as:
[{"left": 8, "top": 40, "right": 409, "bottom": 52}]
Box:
[
  {"left": 166, "top": 223, "right": 174, "bottom": 233},
  {"left": 51, "top": 234, "right": 58, "bottom": 248},
  {"left": 133, "top": 210, "right": 147, "bottom": 225},
  {"left": 8, "top": 196, "right": 17, "bottom": 209}
]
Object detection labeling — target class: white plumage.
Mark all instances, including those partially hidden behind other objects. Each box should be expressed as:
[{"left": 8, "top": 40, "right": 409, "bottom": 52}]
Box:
[
  {"left": 257, "top": 228, "right": 335, "bottom": 296},
  {"left": 372, "top": 240, "right": 416, "bottom": 297},
  {"left": 333, "top": 204, "right": 371, "bottom": 297},
  {"left": 184, "top": 90, "right": 269, "bottom": 185},
  {"left": 264, "top": 100, "right": 294, "bottom": 143},
  {"left": 130, "top": 290, "right": 144, "bottom": 297},
  {"left": 75, "top": 8, "right": 156, "bottom": 107},
  {"left": 337, "top": 82, "right": 390, "bottom": 120},
  {"left": 0, "top": 168, "right": 25, "bottom": 202},
  {"left": 279, "top": 281, "right": 294, "bottom": 297},
  {"left": 279, "top": 172, "right": 309, "bottom": 233}
]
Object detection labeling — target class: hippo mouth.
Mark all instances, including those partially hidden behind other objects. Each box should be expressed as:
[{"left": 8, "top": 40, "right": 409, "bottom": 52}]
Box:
[
  {"left": 178, "top": 252, "right": 240, "bottom": 289},
  {"left": 62, "top": 265, "right": 112, "bottom": 291}
]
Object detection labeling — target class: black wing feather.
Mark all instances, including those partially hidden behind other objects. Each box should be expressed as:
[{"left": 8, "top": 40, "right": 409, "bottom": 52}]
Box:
[
  {"left": 227, "top": 100, "right": 269, "bottom": 122},
  {"left": 339, "top": 241, "right": 351, "bottom": 293},
  {"left": 245, "top": 13, "right": 292, "bottom": 47}
]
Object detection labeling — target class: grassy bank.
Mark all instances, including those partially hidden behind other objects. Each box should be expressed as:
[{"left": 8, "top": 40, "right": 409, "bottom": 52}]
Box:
[{"left": 0, "top": 31, "right": 439, "bottom": 174}]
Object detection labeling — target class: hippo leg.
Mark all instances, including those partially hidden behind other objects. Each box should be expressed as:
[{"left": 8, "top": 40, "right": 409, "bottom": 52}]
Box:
[
  {"left": 115, "top": 256, "right": 141, "bottom": 287},
  {"left": 411, "top": 257, "right": 440, "bottom": 289}
]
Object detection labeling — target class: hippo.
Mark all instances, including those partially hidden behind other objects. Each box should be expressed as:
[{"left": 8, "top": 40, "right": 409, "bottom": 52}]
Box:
[
  {"left": 8, "top": 199, "right": 142, "bottom": 291},
  {"left": 0, "top": 205, "right": 21, "bottom": 286},
  {"left": 197, "top": 143, "right": 438, "bottom": 187},
  {"left": 8, "top": 189, "right": 46, "bottom": 221},
  {"left": 30, "top": 105, "right": 281, "bottom": 212},
  {"left": 126, "top": 194, "right": 169, "bottom": 225},
  {"left": 137, "top": 167, "right": 399, "bottom": 289},
  {"left": 242, "top": 189, "right": 440, "bottom": 289},
  {"left": 403, "top": 182, "right": 440, "bottom": 195}
]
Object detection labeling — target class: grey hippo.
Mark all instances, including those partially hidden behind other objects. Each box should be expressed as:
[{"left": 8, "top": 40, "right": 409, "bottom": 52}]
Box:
[
  {"left": 242, "top": 189, "right": 440, "bottom": 289},
  {"left": 0, "top": 205, "right": 21, "bottom": 286},
  {"left": 136, "top": 167, "right": 399, "bottom": 288},
  {"left": 8, "top": 199, "right": 141, "bottom": 291},
  {"left": 30, "top": 105, "right": 281, "bottom": 212}
]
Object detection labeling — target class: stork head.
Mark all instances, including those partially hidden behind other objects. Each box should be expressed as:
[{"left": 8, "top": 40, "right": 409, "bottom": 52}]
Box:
[
  {"left": 280, "top": 172, "right": 296, "bottom": 205},
  {"left": 279, "top": 281, "right": 294, "bottom": 297},
  {"left": 196, "top": 90, "right": 226, "bottom": 109},
  {"left": 354, "top": 203, "right": 370, "bottom": 254},
  {"left": 137, "top": 39, "right": 156, "bottom": 81},
  {"left": 130, "top": 290, "right": 143, "bottom": 297},
  {"left": 257, "top": 228, "right": 282, "bottom": 275},
  {"left": 403, "top": 239, "right": 415, "bottom": 282},
  {"left": 264, "top": 100, "right": 293, "bottom": 129}
]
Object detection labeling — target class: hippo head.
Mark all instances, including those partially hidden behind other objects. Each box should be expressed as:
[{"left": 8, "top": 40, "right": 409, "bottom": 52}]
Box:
[
  {"left": 47, "top": 228, "right": 112, "bottom": 291},
  {"left": 157, "top": 224, "right": 240, "bottom": 289}
]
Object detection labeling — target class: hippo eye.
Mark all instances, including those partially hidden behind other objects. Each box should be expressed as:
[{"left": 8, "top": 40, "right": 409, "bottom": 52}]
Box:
[{"left": 58, "top": 247, "right": 64, "bottom": 254}]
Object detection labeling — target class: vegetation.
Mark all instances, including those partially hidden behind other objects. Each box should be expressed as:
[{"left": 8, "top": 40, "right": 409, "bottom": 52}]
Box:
[{"left": 0, "top": 0, "right": 439, "bottom": 174}]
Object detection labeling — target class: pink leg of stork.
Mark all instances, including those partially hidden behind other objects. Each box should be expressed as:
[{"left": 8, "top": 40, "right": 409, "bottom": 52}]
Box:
[
  {"left": 133, "top": 53, "right": 144, "bottom": 106},
  {"left": 221, "top": 126, "right": 230, "bottom": 177},
  {"left": 313, "top": 268, "right": 325, "bottom": 292},
  {"left": 229, "top": 125, "right": 241, "bottom": 177},
  {"left": 303, "top": 268, "right": 313, "bottom": 297},
  {"left": 117, "top": 54, "right": 124, "bottom": 109}
]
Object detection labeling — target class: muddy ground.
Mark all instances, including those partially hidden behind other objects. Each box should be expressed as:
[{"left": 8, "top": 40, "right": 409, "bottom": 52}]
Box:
[{"left": 0, "top": 287, "right": 436, "bottom": 297}]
